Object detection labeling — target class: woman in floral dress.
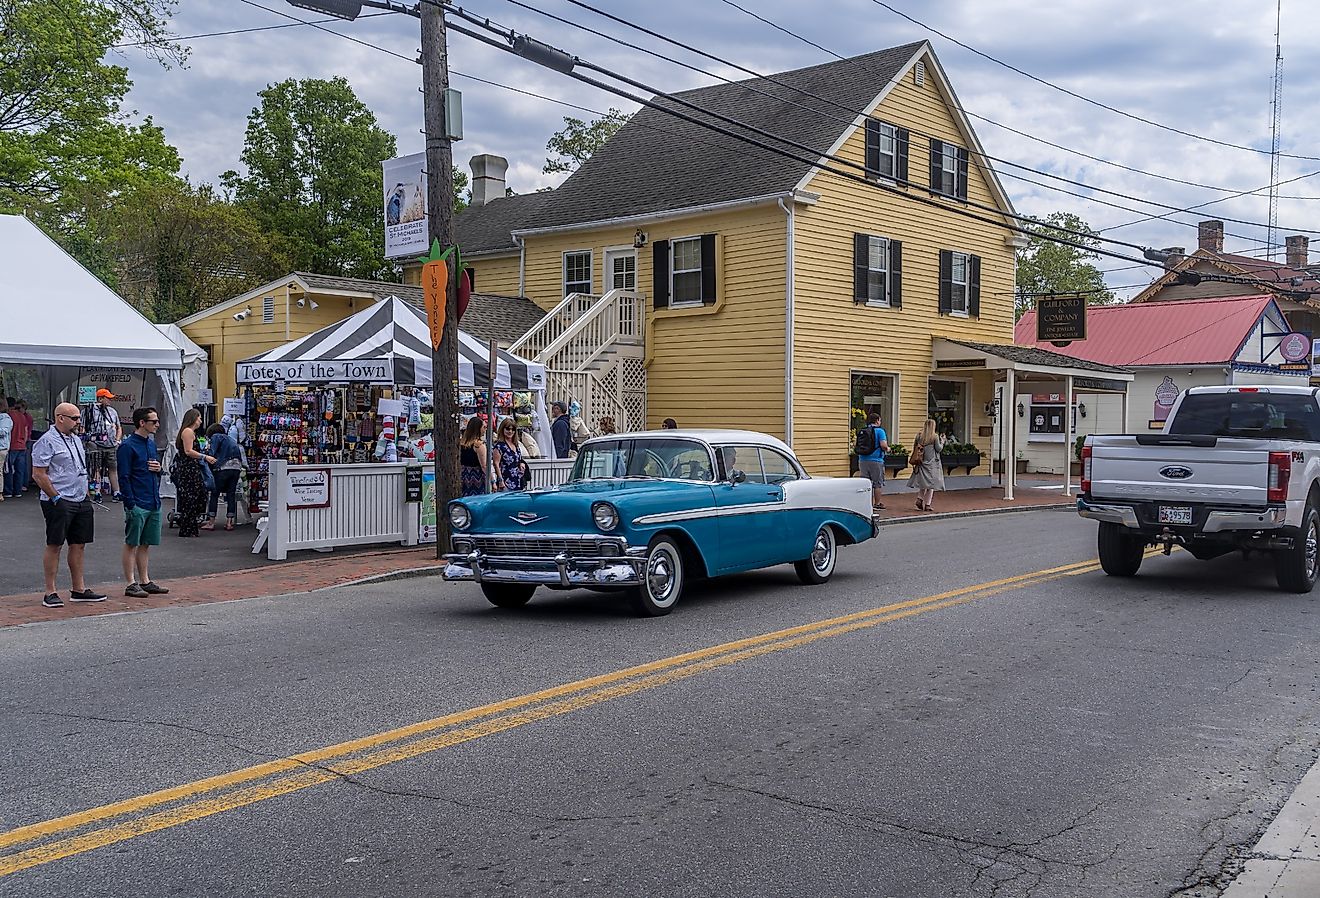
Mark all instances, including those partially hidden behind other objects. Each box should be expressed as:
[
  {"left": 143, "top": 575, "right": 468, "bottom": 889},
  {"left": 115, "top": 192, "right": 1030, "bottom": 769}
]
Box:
[{"left": 493, "top": 417, "right": 527, "bottom": 491}]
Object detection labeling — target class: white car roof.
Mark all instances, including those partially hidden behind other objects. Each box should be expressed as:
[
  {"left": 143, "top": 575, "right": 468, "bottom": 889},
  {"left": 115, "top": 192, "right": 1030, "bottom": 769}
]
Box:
[
  {"left": 582, "top": 429, "right": 795, "bottom": 455},
  {"left": 1187, "top": 385, "right": 1318, "bottom": 395}
]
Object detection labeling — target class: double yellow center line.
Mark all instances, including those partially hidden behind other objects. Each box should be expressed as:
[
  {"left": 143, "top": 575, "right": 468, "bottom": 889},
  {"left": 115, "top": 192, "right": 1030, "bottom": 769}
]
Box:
[{"left": 0, "top": 556, "right": 1108, "bottom": 878}]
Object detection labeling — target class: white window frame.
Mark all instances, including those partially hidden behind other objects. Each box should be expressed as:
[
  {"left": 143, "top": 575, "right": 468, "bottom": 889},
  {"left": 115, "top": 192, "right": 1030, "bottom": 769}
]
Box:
[
  {"left": 670, "top": 235, "right": 704, "bottom": 308},
  {"left": 562, "top": 250, "right": 593, "bottom": 298},
  {"left": 940, "top": 143, "right": 959, "bottom": 196},
  {"left": 863, "top": 235, "right": 891, "bottom": 308},
  {"left": 868, "top": 120, "right": 897, "bottom": 181},
  {"left": 602, "top": 245, "right": 637, "bottom": 292},
  {"left": 949, "top": 251, "right": 970, "bottom": 317}
]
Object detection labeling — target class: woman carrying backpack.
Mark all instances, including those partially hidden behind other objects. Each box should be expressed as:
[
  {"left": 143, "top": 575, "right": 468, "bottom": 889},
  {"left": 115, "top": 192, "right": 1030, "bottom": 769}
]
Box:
[{"left": 907, "top": 418, "right": 945, "bottom": 512}]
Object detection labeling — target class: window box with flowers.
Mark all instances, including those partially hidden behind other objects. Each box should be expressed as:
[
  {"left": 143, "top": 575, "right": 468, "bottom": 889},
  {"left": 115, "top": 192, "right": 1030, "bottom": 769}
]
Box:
[{"left": 941, "top": 443, "right": 984, "bottom": 474}]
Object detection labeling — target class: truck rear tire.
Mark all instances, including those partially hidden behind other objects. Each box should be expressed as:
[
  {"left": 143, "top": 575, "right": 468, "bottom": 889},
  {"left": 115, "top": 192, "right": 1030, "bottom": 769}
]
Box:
[
  {"left": 1097, "top": 522, "right": 1144, "bottom": 577},
  {"left": 1274, "top": 505, "right": 1319, "bottom": 594}
]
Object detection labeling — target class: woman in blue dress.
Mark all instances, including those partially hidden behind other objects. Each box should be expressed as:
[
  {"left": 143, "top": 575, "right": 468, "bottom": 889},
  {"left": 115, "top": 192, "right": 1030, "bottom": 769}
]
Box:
[{"left": 493, "top": 417, "right": 527, "bottom": 491}]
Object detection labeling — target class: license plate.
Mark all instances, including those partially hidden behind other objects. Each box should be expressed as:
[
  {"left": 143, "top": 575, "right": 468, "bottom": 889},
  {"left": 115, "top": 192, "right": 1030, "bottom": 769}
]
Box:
[{"left": 1158, "top": 505, "right": 1193, "bottom": 525}]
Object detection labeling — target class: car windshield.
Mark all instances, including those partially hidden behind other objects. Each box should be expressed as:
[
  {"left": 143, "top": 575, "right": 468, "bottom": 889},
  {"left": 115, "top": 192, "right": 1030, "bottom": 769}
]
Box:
[
  {"left": 571, "top": 438, "right": 715, "bottom": 482},
  {"left": 1167, "top": 392, "right": 1320, "bottom": 441}
]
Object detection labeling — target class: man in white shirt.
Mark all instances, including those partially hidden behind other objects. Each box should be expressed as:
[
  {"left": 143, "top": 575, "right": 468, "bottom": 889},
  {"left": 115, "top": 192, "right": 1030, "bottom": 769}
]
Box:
[
  {"left": 85, "top": 388, "right": 123, "bottom": 500},
  {"left": 32, "top": 403, "right": 106, "bottom": 608},
  {"left": 0, "top": 410, "right": 10, "bottom": 503}
]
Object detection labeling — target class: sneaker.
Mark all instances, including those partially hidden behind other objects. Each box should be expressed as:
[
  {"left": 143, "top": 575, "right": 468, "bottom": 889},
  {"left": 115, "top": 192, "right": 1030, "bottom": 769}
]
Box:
[
  {"left": 124, "top": 583, "right": 149, "bottom": 598},
  {"left": 68, "top": 589, "right": 107, "bottom": 603},
  {"left": 112, "top": 492, "right": 123, "bottom": 502},
  {"left": 41, "top": 593, "right": 63, "bottom": 608},
  {"left": 140, "top": 581, "right": 170, "bottom": 595}
]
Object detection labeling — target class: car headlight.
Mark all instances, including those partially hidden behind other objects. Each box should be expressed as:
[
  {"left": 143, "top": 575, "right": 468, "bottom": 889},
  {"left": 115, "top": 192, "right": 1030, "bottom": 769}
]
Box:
[
  {"left": 592, "top": 501, "right": 619, "bottom": 532},
  {"left": 449, "top": 503, "right": 471, "bottom": 531}
]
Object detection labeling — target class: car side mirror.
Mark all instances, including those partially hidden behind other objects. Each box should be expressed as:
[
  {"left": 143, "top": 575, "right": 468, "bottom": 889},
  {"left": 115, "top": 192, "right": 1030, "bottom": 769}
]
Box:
[{"left": 729, "top": 469, "right": 746, "bottom": 484}]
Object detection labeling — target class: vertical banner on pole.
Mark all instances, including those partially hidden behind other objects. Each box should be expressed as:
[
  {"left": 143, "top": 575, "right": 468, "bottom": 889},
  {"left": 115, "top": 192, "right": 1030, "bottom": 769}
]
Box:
[{"left": 486, "top": 339, "right": 498, "bottom": 492}]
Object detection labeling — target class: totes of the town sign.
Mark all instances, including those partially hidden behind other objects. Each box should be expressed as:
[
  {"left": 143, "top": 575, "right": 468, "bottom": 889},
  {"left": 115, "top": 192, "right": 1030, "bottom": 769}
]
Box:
[{"left": 236, "top": 360, "right": 394, "bottom": 385}]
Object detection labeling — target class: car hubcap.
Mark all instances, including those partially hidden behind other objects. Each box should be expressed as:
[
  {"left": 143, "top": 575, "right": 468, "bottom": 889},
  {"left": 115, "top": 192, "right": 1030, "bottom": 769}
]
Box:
[
  {"left": 647, "top": 548, "right": 678, "bottom": 605},
  {"left": 1307, "top": 520, "right": 1318, "bottom": 580},
  {"left": 812, "top": 529, "right": 835, "bottom": 573}
]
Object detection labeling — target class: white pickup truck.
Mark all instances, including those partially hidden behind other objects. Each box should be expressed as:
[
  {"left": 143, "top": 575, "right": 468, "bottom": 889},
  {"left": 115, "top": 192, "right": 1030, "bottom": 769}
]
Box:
[{"left": 1077, "top": 385, "right": 1320, "bottom": 592}]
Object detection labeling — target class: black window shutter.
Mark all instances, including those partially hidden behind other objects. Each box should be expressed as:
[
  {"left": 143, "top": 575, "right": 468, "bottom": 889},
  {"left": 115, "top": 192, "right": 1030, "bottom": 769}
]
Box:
[
  {"left": 889, "top": 239, "right": 903, "bottom": 309},
  {"left": 938, "top": 249, "right": 953, "bottom": 314},
  {"left": 864, "top": 120, "right": 880, "bottom": 175},
  {"left": 968, "top": 254, "right": 981, "bottom": 317},
  {"left": 956, "top": 147, "right": 969, "bottom": 200},
  {"left": 929, "top": 138, "right": 943, "bottom": 193},
  {"left": 652, "top": 240, "right": 670, "bottom": 310},
  {"left": 700, "top": 233, "right": 717, "bottom": 305},
  {"left": 896, "top": 128, "right": 910, "bottom": 183},
  {"left": 853, "top": 234, "right": 869, "bottom": 304}
]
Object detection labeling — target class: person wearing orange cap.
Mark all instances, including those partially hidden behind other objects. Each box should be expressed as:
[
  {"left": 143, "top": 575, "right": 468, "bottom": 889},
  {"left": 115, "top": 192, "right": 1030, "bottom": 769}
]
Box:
[{"left": 85, "top": 388, "right": 123, "bottom": 501}]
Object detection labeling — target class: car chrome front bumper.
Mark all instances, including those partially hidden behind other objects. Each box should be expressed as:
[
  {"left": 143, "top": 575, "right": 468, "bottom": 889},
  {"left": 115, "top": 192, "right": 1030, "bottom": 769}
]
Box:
[{"left": 443, "top": 537, "right": 648, "bottom": 587}]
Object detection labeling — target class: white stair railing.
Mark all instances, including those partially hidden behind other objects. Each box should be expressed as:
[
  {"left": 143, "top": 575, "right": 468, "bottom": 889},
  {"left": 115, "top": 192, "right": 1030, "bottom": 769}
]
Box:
[
  {"left": 547, "top": 369, "right": 634, "bottom": 434},
  {"left": 539, "top": 290, "right": 646, "bottom": 373},
  {"left": 508, "top": 292, "right": 601, "bottom": 360}
]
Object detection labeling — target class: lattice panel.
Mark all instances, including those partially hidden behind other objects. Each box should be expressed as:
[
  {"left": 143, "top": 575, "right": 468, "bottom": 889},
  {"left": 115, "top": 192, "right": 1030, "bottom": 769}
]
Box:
[{"left": 621, "top": 357, "right": 647, "bottom": 430}]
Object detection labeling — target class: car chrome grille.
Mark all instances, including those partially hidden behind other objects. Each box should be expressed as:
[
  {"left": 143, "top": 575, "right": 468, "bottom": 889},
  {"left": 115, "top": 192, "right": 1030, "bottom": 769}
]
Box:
[{"left": 470, "top": 535, "right": 596, "bottom": 558}]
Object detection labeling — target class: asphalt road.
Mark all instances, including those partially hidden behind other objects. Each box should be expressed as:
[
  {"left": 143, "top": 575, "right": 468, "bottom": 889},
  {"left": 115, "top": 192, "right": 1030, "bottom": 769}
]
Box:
[{"left": 3, "top": 508, "right": 1319, "bottom": 897}]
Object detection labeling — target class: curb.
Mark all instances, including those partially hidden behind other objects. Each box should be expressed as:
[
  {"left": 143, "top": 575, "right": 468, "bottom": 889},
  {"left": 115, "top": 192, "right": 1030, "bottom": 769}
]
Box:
[
  {"left": 313, "top": 564, "right": 449, "bottom": 592},
  {"left": 878, "top": 502, "right": 1074, "bottom": 527}
]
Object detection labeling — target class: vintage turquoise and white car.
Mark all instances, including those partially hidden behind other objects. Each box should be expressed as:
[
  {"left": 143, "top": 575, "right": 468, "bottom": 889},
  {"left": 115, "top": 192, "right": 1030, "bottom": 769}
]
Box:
[{"left": 443, "top": 430, "right": 878, "bottom": 615}]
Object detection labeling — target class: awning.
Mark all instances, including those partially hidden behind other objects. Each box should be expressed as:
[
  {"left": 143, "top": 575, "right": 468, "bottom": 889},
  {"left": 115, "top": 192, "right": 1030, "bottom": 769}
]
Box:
[
  {"left": 933, "top": 338, "right": 1133, "bottom": 386},
  {"left": 236, "top": 296, "right": 546, "bottom": 390},
  {"left": 0, "top": 215, "right": 183, "bottom": 370}
]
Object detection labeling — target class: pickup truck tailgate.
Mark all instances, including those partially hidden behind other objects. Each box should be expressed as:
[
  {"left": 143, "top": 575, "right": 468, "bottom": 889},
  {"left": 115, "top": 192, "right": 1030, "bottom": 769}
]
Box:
[{"left": 1090, "top": 437, "right": 1270, "bottom": 506}]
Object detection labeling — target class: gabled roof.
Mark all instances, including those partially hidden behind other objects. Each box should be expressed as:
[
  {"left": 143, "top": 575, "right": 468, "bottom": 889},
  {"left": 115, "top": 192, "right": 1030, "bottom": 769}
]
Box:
[
  {"left": 175, "top": 272, "right": 545, "bottom": 346},
  {"left": 943, "top": 339, "right": 1129, "bottom": 375},
  {"left": 1015, "top": 295, "right": 1278, "bottom": 366},
  {"left": 1130, "top": 248, "right": 1320, "bottom": 304},
  {"left": 453, "top": 191, "right": 551, "bottom": 256},
  {"left": 456, "top": 41, "right": 1015, "bottom": 245}
]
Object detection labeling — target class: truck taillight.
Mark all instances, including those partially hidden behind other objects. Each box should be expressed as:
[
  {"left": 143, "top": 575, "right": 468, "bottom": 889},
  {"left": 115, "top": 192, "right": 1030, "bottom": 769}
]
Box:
[
  {"left": 1268, "top": 451, "right": 1291, "bottom": 503},
  {"left": 1081, "top": 445, "right": 1092, "bottom": 495}
]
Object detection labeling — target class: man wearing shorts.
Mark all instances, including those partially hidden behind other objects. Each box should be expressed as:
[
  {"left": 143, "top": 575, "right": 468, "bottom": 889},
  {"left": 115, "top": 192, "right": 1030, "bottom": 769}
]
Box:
[
  {"left": 857, "top": 412, "right": 891, "bottom": 510},
  {"left": 117, "top": 407, "right": 170, "bottom": 599},
  {"left": 32, "top": 402, "right": 106, "bottom": 608},
  {"left": 86, "top": 388, "right": 123, "bottom": 500}
]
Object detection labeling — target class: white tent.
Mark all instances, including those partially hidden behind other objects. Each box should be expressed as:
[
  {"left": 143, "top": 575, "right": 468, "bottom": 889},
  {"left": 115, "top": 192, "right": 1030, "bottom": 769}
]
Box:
[
  {"left": 155, "top": 323, "right": 209, "bottom": 406},
  {"left": 0, "top": 215, "right": 183, "bottom": 370}
]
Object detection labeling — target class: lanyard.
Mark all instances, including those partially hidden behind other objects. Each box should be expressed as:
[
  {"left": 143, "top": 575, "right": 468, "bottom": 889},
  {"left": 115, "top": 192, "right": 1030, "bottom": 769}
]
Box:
[{"left": 58, "top": 432, "right": 86, "bottom": 475}]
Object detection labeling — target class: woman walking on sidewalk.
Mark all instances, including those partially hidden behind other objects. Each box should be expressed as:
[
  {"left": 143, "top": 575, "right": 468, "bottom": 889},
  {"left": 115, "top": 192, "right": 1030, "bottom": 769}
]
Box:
[
  {"left": 173, "top": 409, "right": 215, "bottom": 538},
  {"left": 907, "top": 418, "right": 945, "bottom": 512}
]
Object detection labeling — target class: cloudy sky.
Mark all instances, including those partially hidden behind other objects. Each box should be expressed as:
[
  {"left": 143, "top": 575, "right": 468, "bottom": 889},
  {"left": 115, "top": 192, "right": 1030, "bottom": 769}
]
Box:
[{"left": 117, "top": 0, "right": 1320, "bottom": 297}]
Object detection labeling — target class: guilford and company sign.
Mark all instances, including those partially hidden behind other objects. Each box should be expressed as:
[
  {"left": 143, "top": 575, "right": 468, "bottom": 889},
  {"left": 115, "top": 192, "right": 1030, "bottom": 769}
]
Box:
[
  {"left": 236, "top": 360, "right": 395, "bottom": 385},
  {"left": 1036, "top": 295, "right": 1087, "bottom": 344}
]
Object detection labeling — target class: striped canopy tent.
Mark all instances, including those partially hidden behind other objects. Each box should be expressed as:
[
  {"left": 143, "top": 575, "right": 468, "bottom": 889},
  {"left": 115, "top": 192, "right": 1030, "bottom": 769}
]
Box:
[{"left": 236, "top": 296, "right": 546, "bottom": 390}]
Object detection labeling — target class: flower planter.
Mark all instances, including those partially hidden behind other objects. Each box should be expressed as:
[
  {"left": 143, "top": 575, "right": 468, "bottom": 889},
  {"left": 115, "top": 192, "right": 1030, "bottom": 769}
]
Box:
[
  {"left": 992, "top": 458, "right": 1029, "bottom": 475},
  {"left": 883, "top": 460, "right": 909, "bottom": 476},
  {"left": 942, "top": 452, "right": 983, "bottom": 475}
]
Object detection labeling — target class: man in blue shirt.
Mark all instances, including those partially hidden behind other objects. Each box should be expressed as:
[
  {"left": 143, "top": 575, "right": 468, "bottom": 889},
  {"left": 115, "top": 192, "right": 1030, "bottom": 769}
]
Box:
[
  {"left": 857, "top": 412, "right": 891, "bottom": 510},
  {"left": 116, "top": 407, "right": 170, "bottom": 599}
]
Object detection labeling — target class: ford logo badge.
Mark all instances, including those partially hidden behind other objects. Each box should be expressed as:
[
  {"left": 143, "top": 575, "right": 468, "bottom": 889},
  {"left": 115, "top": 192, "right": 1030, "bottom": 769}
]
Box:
[{"left": 1159, "top": 465, "right": 1194, "bottom": 480}]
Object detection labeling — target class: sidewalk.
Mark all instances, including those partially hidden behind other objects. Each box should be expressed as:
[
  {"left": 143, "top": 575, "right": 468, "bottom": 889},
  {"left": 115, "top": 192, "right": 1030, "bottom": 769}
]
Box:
[
  {"left": 872, "top": 478, "right": 1075, "bottom": 524},
  {"left": 0, "top": 547, "right": 443, "bottom": 628}
]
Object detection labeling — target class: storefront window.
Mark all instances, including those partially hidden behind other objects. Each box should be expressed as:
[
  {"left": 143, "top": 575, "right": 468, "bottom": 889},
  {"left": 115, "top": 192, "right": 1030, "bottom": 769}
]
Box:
[
  {"left": 850, "top": 372, "right": 898, "bottom": 449},
  {"left": 928, "top": 379, "right": 967, "bottom": 441}
]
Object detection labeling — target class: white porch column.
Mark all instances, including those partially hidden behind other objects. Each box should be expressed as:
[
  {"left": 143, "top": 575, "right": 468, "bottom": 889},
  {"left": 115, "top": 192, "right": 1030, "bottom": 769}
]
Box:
[
  {"left": 1121, "top": 387, "right": 1130, "bottom": 434},
  {"left": 1062, "top": 375, "right": 1073, "bottom": 498},
  {"left": 1004, "top": 368, "right": 1016, "bottom": 501}
]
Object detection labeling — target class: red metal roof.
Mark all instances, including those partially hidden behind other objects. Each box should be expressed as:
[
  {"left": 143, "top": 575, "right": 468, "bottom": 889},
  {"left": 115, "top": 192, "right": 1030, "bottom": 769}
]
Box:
[{"left": 1015, "top": 295, "right": 1277, "bottom": 366}]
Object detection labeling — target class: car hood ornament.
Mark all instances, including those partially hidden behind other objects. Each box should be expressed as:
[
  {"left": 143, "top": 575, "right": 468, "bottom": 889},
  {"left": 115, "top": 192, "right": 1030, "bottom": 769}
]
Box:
[{"left": 510, "top": 512, "right": 548, "bottom": 526}]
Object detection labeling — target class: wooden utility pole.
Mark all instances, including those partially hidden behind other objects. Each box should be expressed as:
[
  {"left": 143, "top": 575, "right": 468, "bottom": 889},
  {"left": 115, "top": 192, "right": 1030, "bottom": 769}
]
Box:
[{"left": 420, "top": 1, "right": 459, "bottom": 556}]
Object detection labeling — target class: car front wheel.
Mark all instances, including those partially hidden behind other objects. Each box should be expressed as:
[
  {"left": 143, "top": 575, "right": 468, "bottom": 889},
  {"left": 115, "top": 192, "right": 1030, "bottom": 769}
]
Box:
[
  {"left": 481, "top": 583, "right": 536, "bottom": 608},
  {"left": 794, "top": 524, "right": 837, "bottom": 585},
  {"left": 630, "top": 536, "right": 685, "bottom": 616}
]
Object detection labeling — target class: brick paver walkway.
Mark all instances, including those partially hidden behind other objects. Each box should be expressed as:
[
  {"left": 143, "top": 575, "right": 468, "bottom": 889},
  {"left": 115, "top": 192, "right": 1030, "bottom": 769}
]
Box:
[
  {"left": 0, "top": 547, "right": 444, "bottom": 628},
  {"left": 873, "top": 484, "right": 1073, "bottom": 524}
]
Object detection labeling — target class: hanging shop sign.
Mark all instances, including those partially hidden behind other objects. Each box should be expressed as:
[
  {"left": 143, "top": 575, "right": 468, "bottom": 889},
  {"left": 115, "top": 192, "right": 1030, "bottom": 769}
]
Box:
[
  {"left": 286, "top": 468, "right": 331, "bottom": 509},
  {"left": 1280, "top": 332, "right": 1311, "bottom": 363},
  {"left": 1036, "top": 295, "right": 1087, "bottom": 344},
  {"left": 236, "top": 360, "right": 395, "bottom": 385},
  {"left": 382, "top": 152, "right": 428, "bottom": 260},
  {"left": 222, "top": 397, "right": 246, "bottom": 416}
]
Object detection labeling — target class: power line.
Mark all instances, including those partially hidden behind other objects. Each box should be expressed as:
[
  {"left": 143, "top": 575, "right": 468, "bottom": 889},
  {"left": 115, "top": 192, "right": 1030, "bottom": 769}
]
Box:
[
  {"left": 238, "top": 0, "right": 417, "bottom": 63},
  {"left": 110, "top": 10, "right": 394, "bottom": 48},
  {"left": 867, "top": 0, "right": 1320, "bottom": 163}
]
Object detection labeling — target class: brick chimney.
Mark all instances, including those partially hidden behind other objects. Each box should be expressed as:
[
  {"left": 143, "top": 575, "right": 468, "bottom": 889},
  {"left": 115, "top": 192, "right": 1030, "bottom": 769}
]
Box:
[
  {"left": 469, "top": 154, "right": 508, "bottom": 207},
  {"left": 1286, "top": 235, "right": 1309, "bottom": 268},
  {"left": 1197, "top": 220, "right": 1224, "bottom": 253}
]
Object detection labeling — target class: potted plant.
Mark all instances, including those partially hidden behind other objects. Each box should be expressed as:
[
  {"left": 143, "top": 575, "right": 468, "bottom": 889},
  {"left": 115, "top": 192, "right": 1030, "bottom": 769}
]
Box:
[
  {"left": 942, "top": 442, "right": 984, "bottom": 474},
  {"left": 1071, "top": 435, "right": 1086, "bottom": 476}
]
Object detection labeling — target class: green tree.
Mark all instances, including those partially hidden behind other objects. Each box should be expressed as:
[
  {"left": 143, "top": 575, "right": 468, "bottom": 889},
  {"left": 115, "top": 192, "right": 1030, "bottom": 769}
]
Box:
[
  {"left": 543, "top": 108, "right": 630, "bottom": 174},
  {"left": 81, "top": 178, "right": 291, "bottom": 322},
  {"left": 222, "top": 77, "right": 397, "bottom": 279},
  {"left": 0, "top": 0, "right": 181, "bottom": 237},
  {"left": 1015, "top": 211, "right": 1114, "bottom": 319}
]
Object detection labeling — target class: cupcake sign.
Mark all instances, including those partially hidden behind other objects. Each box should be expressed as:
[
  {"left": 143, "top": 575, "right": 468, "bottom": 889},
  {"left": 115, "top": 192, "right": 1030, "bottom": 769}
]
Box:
[{"left": 1153, "top": 376, "right": 1179, "bottom": 422}]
